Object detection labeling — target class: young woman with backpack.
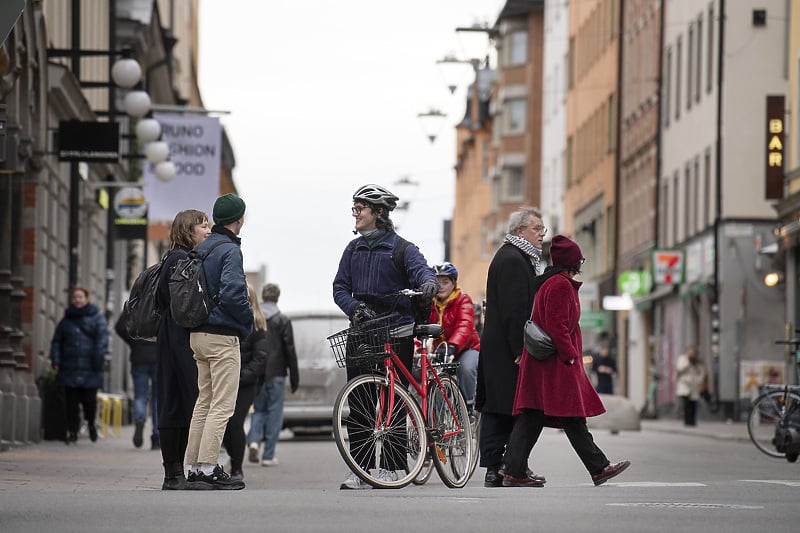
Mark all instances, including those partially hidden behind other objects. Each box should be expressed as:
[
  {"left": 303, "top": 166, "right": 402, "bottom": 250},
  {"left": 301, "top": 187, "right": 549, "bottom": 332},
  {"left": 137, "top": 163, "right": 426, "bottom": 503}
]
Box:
[{"left": 154, "top": 209, "right": 211, "bottom": 490}]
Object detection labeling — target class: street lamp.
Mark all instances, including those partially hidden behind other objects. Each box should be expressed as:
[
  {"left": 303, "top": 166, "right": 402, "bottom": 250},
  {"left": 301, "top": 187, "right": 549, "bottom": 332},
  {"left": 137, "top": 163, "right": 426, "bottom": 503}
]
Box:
[
  {"left": 135, "top": 118, "right": 161, "bottom": 143},
  {"left": 417, "top": 107, "right": 447, "bottom": 144},
  {"left": 436, "top": 54, "right": 480, "bottom": 95},
  {"left": 110, "top": 57, "right": 142, "bottom": 89}
]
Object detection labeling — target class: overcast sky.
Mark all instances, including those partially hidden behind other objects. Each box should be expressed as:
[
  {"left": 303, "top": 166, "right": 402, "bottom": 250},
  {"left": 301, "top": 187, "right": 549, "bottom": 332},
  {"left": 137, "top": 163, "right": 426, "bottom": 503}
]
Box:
[{"left": 198, "top": 1, "right": 504, "bottom": 312}]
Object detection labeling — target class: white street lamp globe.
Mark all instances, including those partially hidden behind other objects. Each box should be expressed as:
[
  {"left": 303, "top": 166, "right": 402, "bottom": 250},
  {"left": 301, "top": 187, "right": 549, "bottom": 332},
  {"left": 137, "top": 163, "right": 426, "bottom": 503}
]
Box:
[
  {"left": 154, "top": 161, "right": 176, "bottom": 182},
  {"left": 135, "top": 118, "right": 161, "bottom": 143},
  {"left": 111, "top": 58, "right": 142, "bottom": 89},
  {"left": 124, "top": 90, "right": 151, "bottom": 117},
  {"left": 144, "top": 141, "right": 169, "bottom": 163}
]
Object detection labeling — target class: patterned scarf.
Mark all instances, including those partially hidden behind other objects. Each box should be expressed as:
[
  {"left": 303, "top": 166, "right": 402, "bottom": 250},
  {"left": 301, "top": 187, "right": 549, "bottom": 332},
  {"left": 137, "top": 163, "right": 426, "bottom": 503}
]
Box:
[{"left": 504, "top": 233, "right": 543, "bottom": 274}]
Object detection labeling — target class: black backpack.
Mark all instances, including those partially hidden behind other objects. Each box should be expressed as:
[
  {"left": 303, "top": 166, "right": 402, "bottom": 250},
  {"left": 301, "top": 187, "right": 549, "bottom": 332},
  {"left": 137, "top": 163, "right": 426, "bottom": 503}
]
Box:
[
  {"left": 168, "top": 240, "right": 228, "bottom": 328},
  {"left": 122, "top": 258, "right": 164, "bottom": 340}
]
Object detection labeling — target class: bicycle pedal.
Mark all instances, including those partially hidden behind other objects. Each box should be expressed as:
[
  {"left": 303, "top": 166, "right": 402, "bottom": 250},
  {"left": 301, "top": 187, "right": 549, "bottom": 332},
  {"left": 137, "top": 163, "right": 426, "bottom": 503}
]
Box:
[{"left": 435, "top": 445, "right": 447, "bottom": 463}]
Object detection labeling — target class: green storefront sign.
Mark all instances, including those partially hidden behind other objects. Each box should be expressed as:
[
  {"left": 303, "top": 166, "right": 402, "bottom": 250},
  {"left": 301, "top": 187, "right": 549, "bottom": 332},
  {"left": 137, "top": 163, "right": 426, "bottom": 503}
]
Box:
[
  {"left": 617, "top": 270, "right": 652, "bottom": 296},
  {"left": 579, "top": 310, "right": 608, "bottom": 330}
]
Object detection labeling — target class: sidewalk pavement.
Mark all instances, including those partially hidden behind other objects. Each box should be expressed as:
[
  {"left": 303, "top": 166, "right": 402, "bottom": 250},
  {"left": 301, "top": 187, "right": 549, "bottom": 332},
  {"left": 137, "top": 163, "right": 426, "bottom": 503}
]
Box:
[{"left": 0, "top": 417, "right": 750, "bottom": 492}]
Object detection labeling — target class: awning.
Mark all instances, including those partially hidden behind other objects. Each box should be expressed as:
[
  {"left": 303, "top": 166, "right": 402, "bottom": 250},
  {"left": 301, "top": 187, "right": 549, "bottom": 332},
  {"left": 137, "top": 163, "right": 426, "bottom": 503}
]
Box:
[{"left": 633, "top": 284, "right": 676, "bottom": 310}]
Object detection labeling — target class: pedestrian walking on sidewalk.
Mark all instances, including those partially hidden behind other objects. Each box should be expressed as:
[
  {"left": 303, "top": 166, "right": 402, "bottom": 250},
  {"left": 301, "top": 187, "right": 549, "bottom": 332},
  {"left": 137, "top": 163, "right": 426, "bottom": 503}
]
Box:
[
  {"left": 49, "top": 285, "right": 108, "bottom": 444},
  {"left": 247, "top": 283, "right": 299, "bottom": 468},
  {"left": 114, "top": 315, "right": 159, "bottom": 450},
  {"left": 502, "top": 236, "right": 630, "bottom": 487},
  {"left": 155, "top": 209, "right": 210, "bottom": 489},
  {"left": 675, "top": 345, "right": 707, "bottom": 426},
  {"left": 184, "top": 193, "right": 253, "bottom": 491},
  {"left": 223, "top": 284, "right": 267, "bottom": 481}
]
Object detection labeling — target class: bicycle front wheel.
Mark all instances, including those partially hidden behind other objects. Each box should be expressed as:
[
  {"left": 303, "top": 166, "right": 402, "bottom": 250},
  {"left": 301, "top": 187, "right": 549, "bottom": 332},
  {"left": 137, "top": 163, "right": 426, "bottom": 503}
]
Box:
[
  {"left": 333, "top": 374, "right": 427, "bottom": 489},
  {"left": 427, "top": 375, "right": 475, "bottom": 488},
  {"left": 747, "top": 389, "right": 800, "bottom": 458}
]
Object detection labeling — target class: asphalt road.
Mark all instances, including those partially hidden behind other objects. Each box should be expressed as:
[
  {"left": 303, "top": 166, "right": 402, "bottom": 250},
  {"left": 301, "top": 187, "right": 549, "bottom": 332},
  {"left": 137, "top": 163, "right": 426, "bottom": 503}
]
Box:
[{"left": 1, "top": 419, "right": 799, "bottom": 532}]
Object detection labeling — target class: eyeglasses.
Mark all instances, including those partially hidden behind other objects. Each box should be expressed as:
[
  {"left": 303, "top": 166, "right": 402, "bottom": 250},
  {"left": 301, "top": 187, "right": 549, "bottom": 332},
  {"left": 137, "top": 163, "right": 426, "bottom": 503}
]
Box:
[
  {"left": 580, "top": 258, "right": 586, "bottom": 265},
  {"left": 351, "top": 205, "right": 371, "bottom": 215},
  {"left": 529, "top": 225, "right": 547, "bottom": 235}
]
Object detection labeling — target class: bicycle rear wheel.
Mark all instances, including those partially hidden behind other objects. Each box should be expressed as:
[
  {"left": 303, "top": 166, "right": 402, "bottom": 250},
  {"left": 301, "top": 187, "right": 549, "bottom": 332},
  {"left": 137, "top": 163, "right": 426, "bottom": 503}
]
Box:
[
  {"left": 468, "top": 411, "right": 481, "bottom": 479},
  {"left": 747, "top": 389, "right": 800, "bottom": 458},
  {"left": 426, "top": 375, "right": 475, "bottom": 488},
  {"left": 333, "top": 374, "right": 427, "bottom": 488}
]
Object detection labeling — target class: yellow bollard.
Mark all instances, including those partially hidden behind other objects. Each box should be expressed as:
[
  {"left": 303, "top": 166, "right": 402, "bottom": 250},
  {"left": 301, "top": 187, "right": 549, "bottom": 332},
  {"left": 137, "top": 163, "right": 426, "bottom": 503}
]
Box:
[
  {"left": 98, "top": 393, "right": 112, "bottom": 439},
  {"left": 96, "top": 392, "right": 125, "bottom": 438},
  {"left": 112, "top": 396, "right": 123, "bottom": 437}
]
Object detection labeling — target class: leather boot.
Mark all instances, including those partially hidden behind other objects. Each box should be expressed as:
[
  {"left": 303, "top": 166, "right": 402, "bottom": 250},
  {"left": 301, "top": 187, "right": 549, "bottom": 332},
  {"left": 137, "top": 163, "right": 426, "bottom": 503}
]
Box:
[{"left": 162, "top": 462, "right": 187, "bottom": 490}]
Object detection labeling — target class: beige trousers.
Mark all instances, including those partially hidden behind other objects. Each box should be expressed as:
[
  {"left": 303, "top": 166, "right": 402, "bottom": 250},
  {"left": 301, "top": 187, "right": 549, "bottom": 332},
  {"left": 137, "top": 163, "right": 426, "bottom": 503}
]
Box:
[{"left": 185, "top": 332, "right": 241, "bottom": 465}]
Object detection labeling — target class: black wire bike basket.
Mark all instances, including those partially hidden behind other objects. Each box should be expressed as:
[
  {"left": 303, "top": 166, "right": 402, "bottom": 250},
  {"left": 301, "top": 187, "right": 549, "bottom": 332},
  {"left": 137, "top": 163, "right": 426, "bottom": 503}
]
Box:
[{"left": 328, "top": 313, "right": 402, "bottom": 369}]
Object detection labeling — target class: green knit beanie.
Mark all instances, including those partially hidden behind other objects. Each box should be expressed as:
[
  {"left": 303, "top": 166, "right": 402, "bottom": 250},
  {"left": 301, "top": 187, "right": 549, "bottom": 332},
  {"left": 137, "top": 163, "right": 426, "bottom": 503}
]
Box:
[{"left": 213, "top": 193, "right": 246, "bottom": 225}]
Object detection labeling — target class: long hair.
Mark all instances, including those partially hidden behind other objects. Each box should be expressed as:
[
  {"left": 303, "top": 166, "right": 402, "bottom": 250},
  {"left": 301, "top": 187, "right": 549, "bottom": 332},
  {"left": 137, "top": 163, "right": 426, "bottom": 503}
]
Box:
[
  {"left": 507, "top": 206, "right": 543, "bottom": 234},
  {"left": 248, "top": 284, "right": 267, "bottom": 332},
  {"left": 169, "top": 209, "right": 208, "bottom": 250},
  {"left": 373, "top": 205, "right": 395, "bottom": 232}
]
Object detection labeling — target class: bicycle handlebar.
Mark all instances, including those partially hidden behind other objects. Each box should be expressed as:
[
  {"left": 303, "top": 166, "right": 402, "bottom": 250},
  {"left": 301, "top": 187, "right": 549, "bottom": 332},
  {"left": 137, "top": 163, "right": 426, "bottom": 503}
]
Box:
[{"left": 398, "top": 288, "right": 424, "bottom": 297}]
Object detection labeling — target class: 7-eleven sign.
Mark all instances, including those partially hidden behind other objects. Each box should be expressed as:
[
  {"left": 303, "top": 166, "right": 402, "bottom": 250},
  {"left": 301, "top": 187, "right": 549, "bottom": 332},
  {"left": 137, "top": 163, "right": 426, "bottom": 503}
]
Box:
[{"left": 652, "top": 250, "right": 685, "bottom": 285}]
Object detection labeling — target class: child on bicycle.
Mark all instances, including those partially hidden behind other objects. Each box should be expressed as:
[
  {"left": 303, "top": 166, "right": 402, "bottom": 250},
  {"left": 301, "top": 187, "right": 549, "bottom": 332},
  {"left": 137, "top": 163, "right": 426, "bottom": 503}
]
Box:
[
  {"left": 333, "top": 183, "right": 439, "bottom": 490},
  {"left": 429, "top": 262, "right": 481, "bottom": 418}
]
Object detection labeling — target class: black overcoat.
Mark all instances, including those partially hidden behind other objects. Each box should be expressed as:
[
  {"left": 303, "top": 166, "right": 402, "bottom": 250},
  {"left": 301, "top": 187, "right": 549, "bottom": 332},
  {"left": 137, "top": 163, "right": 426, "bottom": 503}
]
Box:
[{"left": 475, "top": 243, "right": 538, "bottom": 415}]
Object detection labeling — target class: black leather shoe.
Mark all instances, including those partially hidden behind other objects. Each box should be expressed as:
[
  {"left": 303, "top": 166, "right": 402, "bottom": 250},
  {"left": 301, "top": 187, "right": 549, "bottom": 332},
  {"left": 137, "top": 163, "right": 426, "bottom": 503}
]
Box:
[
  {"left": 484, "top": 468, "right": 504, "bottom": 487},
  {"left": 592, "top": 460, "right": 631, "bottom": 486},
  {"left": 498, "top": 466, "right": 546, "bottom": 484},
  {"left": 502, "top": 473, "right": 545, "bottom": 487}
]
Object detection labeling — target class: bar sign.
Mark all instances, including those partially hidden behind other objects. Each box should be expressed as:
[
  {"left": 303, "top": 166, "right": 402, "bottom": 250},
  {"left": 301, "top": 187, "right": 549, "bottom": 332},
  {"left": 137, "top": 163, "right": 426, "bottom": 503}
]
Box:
[{"left": 766, "top": 95, "right": 784, "bottom": 200}]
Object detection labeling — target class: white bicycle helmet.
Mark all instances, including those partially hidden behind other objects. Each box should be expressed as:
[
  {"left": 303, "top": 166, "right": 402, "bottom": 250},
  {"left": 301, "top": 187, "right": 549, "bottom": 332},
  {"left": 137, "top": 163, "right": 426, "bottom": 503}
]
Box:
[{"left": 352, "top": 184, "right": 399, "bottom": 211}]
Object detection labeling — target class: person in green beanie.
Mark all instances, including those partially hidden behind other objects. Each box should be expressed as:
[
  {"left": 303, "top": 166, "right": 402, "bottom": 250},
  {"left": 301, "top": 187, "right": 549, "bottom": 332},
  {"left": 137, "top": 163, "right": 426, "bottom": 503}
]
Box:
[{"left": 185, "top": 193, "right": 253, "bottom": 490}]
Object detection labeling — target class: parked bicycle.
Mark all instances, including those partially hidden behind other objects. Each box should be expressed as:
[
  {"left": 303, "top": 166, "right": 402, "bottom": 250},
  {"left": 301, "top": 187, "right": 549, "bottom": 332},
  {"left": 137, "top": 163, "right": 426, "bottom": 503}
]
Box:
[
  {"left": 328, "top": 289, "right": 475, "bottom": 489},
  {"left": 747, "top": 337, "right": 800, "bottom": 462}
]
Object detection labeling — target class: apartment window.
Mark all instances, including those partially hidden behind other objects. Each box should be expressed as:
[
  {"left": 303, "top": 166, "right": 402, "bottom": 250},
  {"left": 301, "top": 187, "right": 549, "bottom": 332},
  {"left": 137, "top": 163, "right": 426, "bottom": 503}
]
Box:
[
  {"left": 684, "top": 163, "right": 692, "bottom": 237},
  {"left": 505, "top": 98, "right": 526, "bottom": 134},
  {"left": 502, "top": 167, "right": 525, "bottom": 201},
  {"left": 696, "top": 15, "right": 703, "bottom": 103},
  {"left": 481, "top": 140, "right": 489, "bottom": 180},
  {"left": 661, "top": 181, "right": 669, "bottom": 245},
  {"left": 568, "top": 37, "right": 575, "bottom": 89},
  {"left": 608, "top": 92, "right": 617, "bottom": 152},
  {"left": 664, "top": 46, "right": 672, "bottom": 127},
  {"left": 509, "top": 31, "right": 528, "bottom": 65},
  {"left": 673, "top": 171, "right": 679, "bottom": 243},
  {"left": 687, "top": 25, "right": 694, "bottom": 111},
  {"left": 566, "top": 136, "right": 574, "bottom": 186},
  {"left": 676, "top": 35, "right": 682, "bottom": 120},
  {"left": 707, "top": 4, "right": 714, "bottom": 93}
]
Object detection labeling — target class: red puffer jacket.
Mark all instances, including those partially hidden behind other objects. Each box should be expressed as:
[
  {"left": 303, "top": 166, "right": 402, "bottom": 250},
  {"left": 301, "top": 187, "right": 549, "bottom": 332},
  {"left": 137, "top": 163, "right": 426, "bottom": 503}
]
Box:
[{"left": 429, "top": 289, "right": 481, "bottom": 357}]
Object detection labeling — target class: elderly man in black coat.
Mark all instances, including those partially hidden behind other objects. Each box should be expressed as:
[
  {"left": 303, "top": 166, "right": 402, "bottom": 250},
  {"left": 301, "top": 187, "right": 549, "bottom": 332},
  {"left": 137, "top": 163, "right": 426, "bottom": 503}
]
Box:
[{"left": 476, "top": 206, "right": 547, "bottom": 487}]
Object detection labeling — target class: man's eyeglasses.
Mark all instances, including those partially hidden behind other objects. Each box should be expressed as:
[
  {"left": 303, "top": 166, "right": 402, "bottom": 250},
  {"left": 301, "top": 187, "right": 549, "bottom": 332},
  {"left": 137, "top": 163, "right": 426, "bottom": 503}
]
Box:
[
  {"left": 351, "top": 205, "right": 370, "bottom": 215},
  {"left": 529, "top": 225, "right": 547, "bottom": 235}
]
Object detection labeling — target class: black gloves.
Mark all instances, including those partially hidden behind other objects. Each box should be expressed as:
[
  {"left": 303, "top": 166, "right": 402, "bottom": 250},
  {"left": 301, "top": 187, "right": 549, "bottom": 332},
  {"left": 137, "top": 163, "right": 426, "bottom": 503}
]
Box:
[
  {"left": 352, "top": 302, "right": 377, "bottom": 325},
  {"left": 291, "top": 380, "right": 299, "bottom": 394},
  {"left": 435, "top": 343, "right": 457, "bottom": 357},
  {"left": 419, "top": 280, "right": 439, "bottom": 301}
]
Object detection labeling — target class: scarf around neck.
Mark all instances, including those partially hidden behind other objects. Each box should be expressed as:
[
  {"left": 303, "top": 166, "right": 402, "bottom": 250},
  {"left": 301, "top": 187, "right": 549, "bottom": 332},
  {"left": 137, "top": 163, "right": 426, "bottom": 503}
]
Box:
[{"left": 504, "top": 233, "right": 542, "bottom": 273}]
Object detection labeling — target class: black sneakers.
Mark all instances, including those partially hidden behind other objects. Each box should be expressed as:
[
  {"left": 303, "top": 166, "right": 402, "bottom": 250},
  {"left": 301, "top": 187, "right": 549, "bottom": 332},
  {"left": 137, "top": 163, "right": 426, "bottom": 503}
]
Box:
[
  {"left": 186, "top": 465, "right": 245, "bottom": 490},
  {"left": 133, "top": 420, "right": 144, "bottom": 448}
]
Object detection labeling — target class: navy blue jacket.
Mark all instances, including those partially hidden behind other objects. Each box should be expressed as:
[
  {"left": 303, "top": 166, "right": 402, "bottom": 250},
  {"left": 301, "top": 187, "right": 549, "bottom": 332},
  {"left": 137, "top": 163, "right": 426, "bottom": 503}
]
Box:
[
  {"left": 50, "top": 303, "right": 108, "bottom": 389},
  {"left": 333, "top": 231, "right": 437, "bottom": 326},
  {"left": 196, "top": 226, "right": 253, "bottom": 338}
]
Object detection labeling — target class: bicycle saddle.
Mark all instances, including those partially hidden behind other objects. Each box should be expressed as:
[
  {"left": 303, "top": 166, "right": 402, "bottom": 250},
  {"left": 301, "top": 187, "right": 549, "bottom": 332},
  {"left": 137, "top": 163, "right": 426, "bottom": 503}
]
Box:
[{"left": 414, "top": 324, "right": 443, "bottom": 338}]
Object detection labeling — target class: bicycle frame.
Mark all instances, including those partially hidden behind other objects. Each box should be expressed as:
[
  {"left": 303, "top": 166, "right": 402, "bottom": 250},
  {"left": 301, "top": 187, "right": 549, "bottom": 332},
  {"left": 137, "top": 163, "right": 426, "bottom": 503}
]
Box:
[{"left": 376, "top": 339, "right": 465, "bottom": 443}]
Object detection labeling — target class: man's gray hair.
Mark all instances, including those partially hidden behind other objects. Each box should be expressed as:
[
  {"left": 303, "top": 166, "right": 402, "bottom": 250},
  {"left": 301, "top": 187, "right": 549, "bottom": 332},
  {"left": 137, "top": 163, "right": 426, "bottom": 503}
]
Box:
[{"left": 507, "top": 206, "right": 543, "bottom": 234}]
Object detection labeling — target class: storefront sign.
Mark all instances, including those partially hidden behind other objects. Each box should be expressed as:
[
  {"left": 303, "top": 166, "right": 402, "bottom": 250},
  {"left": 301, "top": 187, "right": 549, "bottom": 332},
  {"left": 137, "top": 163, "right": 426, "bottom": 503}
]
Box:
[
  {"left": 57, "top": 121, "right": 120, "bottom": 162},
  {"left": 765, "top": 95, "right": 784, "bottom": 200},
  {"left": 652, "top": 250, "right": 684, "bottom": 285},
  {"left": 617, "top": 270, "right": 651, "bottom": 296},
  {"left": 114, "top": 187, "right": 147, "bottom": 240}
]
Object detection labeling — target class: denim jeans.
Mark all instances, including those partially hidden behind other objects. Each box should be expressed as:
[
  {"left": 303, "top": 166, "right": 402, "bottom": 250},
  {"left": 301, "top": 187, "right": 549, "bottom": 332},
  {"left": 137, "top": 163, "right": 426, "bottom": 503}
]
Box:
[
  {"left": 247, "top": 376, "right": 285, "bottom": 460},
  {"left": 131, "top": 363, "right": 158, "bottom": 437},
  {"left": 456, "top": 348, "right": 479, "bottom": 408}
]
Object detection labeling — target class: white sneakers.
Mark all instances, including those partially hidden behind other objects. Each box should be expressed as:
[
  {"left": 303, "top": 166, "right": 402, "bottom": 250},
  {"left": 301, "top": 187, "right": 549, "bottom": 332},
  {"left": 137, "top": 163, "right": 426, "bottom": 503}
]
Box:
[
  {"left": 339, "top": 472, "right": 372, "bottom": 490},
  {"left": 247, "top": 443, "right": 259, "bottom": 464},
  {"left": 377, "top": 468, "right": 398, "bottom": 483},
  {"left": 261, "top": 457, "right": 279, "bottom": 467}
]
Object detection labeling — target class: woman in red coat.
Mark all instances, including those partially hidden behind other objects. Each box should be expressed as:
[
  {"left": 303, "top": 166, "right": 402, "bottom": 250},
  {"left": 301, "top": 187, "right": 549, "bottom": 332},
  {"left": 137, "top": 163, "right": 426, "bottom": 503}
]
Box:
[
  {"left": 429, "top": 263, "right": 481, "bottom": 412},
  {"left": 501, "top": 235, "right": 630, "bottom": 487}
]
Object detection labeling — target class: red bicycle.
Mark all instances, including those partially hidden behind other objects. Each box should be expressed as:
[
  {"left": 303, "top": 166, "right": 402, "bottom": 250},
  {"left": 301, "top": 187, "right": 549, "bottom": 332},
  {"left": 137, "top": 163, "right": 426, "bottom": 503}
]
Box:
[{"left": 328, "top": 290, "right": 475, "bottom": 489}]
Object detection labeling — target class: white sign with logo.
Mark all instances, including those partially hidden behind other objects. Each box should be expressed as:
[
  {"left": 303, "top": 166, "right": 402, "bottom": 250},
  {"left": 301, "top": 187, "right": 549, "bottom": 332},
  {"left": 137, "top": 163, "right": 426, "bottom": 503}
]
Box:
[{"left": 143, "top": 114, "right": 221, "bottom": 223}]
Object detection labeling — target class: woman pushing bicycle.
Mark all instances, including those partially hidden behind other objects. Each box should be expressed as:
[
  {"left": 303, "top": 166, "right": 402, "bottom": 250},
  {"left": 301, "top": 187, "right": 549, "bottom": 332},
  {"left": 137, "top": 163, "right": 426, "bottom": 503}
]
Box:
[
  {"left": 332, "top": 183, "right": 439, "bottom": 490},
  {"left": 429, "top": 262, "right": 481, "bottom": 417}
]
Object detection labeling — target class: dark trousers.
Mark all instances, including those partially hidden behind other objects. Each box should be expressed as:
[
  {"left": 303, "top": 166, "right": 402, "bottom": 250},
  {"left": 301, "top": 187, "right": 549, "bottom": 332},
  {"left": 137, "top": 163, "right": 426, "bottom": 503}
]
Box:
[
  {"left": 222, "top": 382, "right": 258, "bottom": 472},
  {"left": 64, "top": 387, "right": 97, "bottom": 434},
  {"left": 681, "top": 396, "right": 698, "bottom": 426},
  {"left": 346, "top": 335, "right": 413, "bottom": 471},
  {"left": 479, "top": 411, "right": 516, "bottom": 468},
  {"left": 159, "top": 427, "right": 189, "bottom": 466},
  {"left": 503, "top": 409, "right": 609, "bottom": 477}
]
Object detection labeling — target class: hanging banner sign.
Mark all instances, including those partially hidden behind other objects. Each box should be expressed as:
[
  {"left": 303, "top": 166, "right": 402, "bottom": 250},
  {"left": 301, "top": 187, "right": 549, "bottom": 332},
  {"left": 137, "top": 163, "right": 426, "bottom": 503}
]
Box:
[
  {"left": 765, "top": 95, "right": 784, "bottom": 200},
  {"left": 652, "top": 250, "right": 684, "bottom": 285},
  {"left": 143, "top": 114, "right": 221, "bottom": 224}
]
